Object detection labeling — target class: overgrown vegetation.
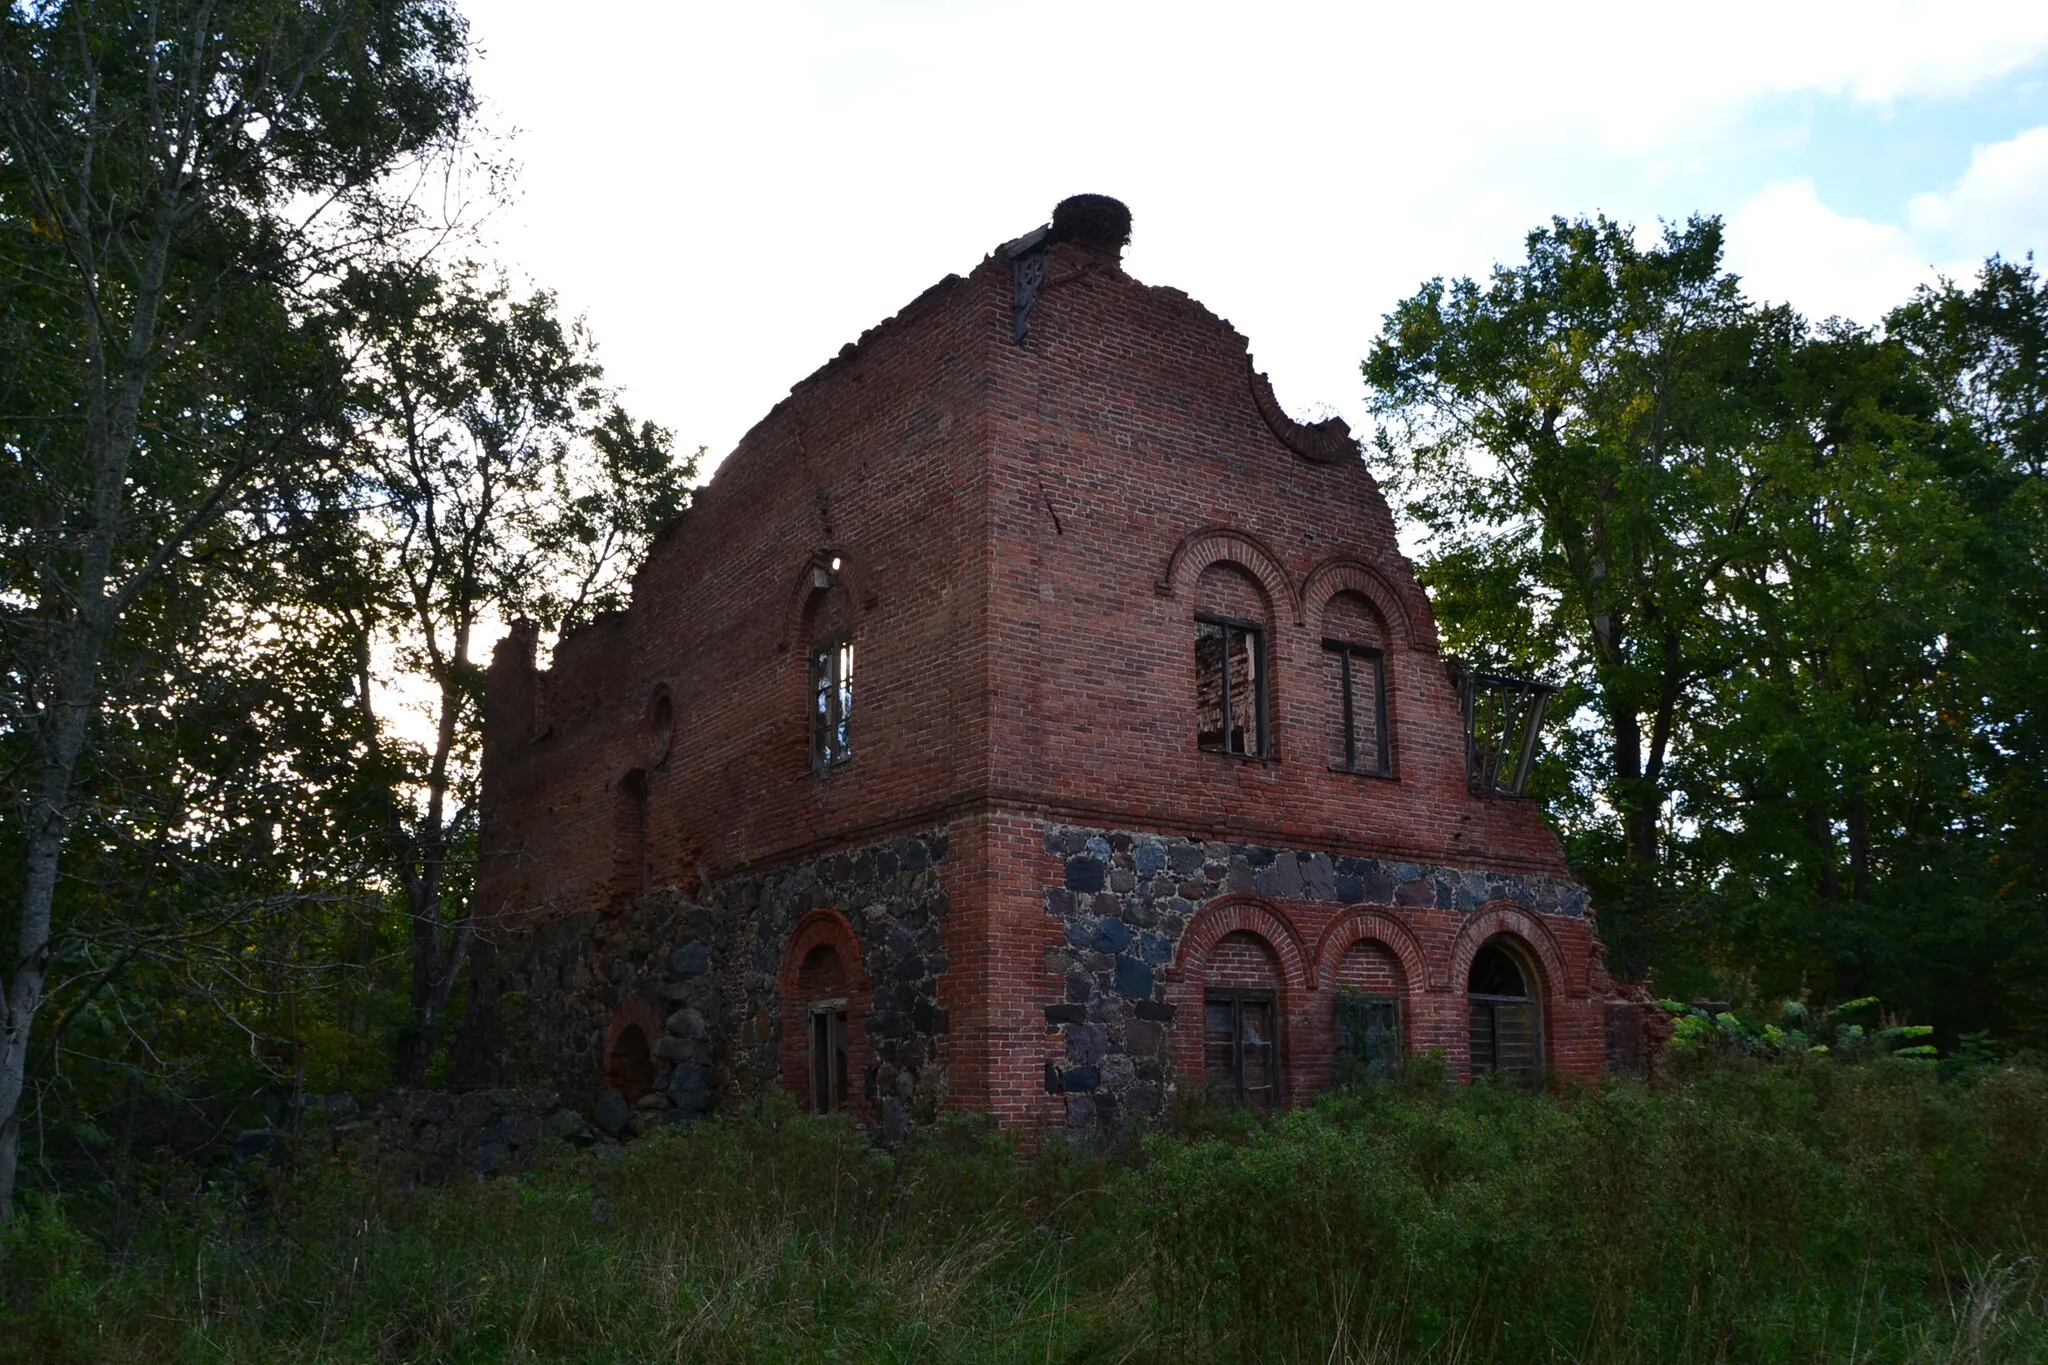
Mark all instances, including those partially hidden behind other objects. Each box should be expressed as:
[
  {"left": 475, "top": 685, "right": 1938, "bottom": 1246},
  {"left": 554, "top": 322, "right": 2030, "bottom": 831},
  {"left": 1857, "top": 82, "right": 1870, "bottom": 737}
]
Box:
[{"left": 5, "top": 1061, "right": 2045, "bottom": 1363}]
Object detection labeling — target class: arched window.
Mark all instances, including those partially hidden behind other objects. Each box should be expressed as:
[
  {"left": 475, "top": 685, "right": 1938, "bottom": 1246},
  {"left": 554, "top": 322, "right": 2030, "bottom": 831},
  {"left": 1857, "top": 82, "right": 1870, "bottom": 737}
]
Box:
[
  {"left": 1468, "top": 938, "right": 1542, "bottom": 1086},
  {"left": 1321, "top": 591, "right": 1390, "bottom": 777},
  {"left": 603, "top": 1024, "right": 655, "bottom": 1102},
  {"left": 1203, "top": 930, "right": 1282, "bottom": 1108},
  {"left": 804, "top": 575, "right": 855, "bottom": 769},
  {"left": 798, "top": 943, "right": 851, "bottom": 1113},
  {"left": 1194, "top": 563, "right": 1271, "bottom": 758},
  {"left": 611, "top": 769, "right": 649, "bottom": 900},
  {"left": 645, "top": 688, "right": 675, "bottom": 768},
  {"left": 1333, "top": 940, "right": 1403, "bottom": 1081}
]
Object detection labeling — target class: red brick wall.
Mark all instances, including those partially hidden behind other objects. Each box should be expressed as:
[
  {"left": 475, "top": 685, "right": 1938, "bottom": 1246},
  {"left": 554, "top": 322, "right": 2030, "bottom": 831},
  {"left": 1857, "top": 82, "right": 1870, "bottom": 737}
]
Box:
[
  {"left": 473, "top": 206, "right": 1618, "bottom": 1124},
  {"left": 476, "top": 267, "right": 1004, "bottom": 932},
  {"left": 1336, "top": 941, "right": 1404, "bottom": 994}
]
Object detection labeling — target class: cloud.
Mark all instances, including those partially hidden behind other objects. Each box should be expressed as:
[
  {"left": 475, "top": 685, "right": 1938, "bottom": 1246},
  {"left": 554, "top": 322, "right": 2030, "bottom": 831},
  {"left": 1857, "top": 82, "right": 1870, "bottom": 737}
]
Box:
[
  {"left": 1724, "top": 181, "right": 1949, "bottom": 324},
  {"left": 1907, "top": 125, "right": 2048, "bottom": 253},
  {"left": 461, "top": 2, "right": 2048, "bottom": 462}
]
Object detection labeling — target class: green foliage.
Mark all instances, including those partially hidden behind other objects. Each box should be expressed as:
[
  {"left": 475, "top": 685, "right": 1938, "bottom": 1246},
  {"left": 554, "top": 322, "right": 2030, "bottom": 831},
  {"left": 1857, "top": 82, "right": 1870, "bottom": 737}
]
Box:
[
  {"left": 1367, "top": 224, "right": 2048, "bottom": 1047},
  {"left": 5, "top": 1073, "right": 2046, "bottom": 1363}
]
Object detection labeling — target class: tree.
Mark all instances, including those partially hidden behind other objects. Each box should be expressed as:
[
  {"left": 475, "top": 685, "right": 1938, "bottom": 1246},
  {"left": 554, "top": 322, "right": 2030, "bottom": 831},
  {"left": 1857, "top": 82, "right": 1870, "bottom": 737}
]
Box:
[
  {"left": 316, "top": 261, "right": 694, "bottom": 1085},
  {"left": 1369, "top": 223, "right": 2048, "bottom": 1039},
  {"left": 1364, "top": 216, "right": 1776, "bottom": 978},
  {"left": 1887, "top": 257, "right": 2048, "bottom": 1041},
  {"left": 0, "top": 0, "right": 473, "bottom": 1226}
]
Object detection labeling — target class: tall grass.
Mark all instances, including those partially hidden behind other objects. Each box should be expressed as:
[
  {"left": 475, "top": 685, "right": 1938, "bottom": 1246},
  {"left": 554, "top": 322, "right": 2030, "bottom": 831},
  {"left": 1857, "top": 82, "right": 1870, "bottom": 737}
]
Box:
[{"left": 5, "top": 1060, "right": 2045, "bottom": 1363}]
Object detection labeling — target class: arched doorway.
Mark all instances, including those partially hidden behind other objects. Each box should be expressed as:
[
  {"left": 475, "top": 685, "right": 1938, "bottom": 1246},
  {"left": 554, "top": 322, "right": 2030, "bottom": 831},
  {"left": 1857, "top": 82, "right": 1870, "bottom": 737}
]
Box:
[
  {"left": 1467, "top": 937, "right": 1541, "bottom": 1087},
  {"left": 798, "top": 943, "right": 851, "bottom": 1114},
  {"left": 1333, "top": 939, "right": 1404, "bottom": 1082},
  {"left": 1202, "top": 930, "right": 1283, "bottom": 1109},
  {"left": 604, "top": 1023, "right": 655, "bottom": 1102}
]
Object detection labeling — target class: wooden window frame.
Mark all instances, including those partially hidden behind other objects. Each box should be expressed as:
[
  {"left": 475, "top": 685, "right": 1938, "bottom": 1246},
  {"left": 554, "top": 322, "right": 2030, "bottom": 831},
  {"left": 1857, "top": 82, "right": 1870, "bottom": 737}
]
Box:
[
  {"left": 1203, "top": 989, "right": 1281, "bottom": 1109},
  {"left": 1194, "top": 613, "right": 1270, "bottom": 759},
  {"left": 809, "top": 636, "right": 855, "bottom": 769},
  {"left": 1323, "top": 638, "right": 1391, "bottom": 778},
  {"left": 1333, "top": 989, "right": 1401, "bottom": 1083},
  {"left": 1467, "top": 995, "right": 1541, "bottom": 1088},
  {"left": 808, "top": 1000, "right": 850, "bottom": 1113}
]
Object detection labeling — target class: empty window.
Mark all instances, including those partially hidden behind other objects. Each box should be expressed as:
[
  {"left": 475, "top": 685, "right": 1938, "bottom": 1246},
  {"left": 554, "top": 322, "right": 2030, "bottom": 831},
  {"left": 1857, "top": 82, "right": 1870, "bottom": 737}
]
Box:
[
  {"left": 1204, "top": 992, "right": 1279, "bottom": 1108},
  {"left": 1334, "top": 991, "right": 1400, "bottom": 1083},
  {"left": 1324, "top": 640, "right": 1390, "bottom": 776},
  {"left": 1468, "top": 941, "right": 1541, "bottom": 1086},
  {"left": 1195, "top": 615, "right": 1267, "bottom": 757},
  {"left": 604, "top": 1024, "right": 655, "bottom": 1102},
  {"left": 810, "top": 637, "right": 854, "bottom": 767},
  {"left": 611, "top": 769, "right": 649, "bottom": 900},
  {"left": 809, "top": 1006, "right": 849, "bottom": 1113}
]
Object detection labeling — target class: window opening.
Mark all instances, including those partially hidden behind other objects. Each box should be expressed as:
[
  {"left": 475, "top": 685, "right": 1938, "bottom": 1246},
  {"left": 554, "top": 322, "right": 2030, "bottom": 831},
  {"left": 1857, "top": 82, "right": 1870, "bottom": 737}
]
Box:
[
  {"left": 647, "top": 691, "right": 674, "bottom": 767},
  {"left": 1324, "top": 640, "right": 1390, "bottom": 776},
  {"left": 1203, "top": 991, "right": 1278, "bottom": 1108},
  {"left": 1334, "top": 989, "right": 1400, "bottom": 1083},
  {"left": 1451, "top": 664, "right": 1555, "bottom": 797},
  {"left": 1468, "top": 942, "right": 1540, "bottom": 1086},
  {"left": 810, "top": 637, "right": 854, "bottom": 767},
  {"left": 611, "top": 770, "right": 649, "bottom": 900},
  {"left": 1195, "top": 615, "right": 1267, "bottom": 757},
  {"left": 808, "top": 1004, "right": 850, "bottom": 1113},
  {"left": 605, "top": 1024, "right": 655, "bottom": 1103}
]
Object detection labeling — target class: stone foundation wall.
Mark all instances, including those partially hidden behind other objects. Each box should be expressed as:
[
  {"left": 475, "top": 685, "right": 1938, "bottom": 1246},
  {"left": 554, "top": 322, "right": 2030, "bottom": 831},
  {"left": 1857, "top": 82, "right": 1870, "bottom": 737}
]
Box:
[
  {"left": 277, "top": 1089, "right": 601, "bottom": 1187},
  {"left": 726, "top": 825, "right": 951, "bottom": 1137},
  {"left": 461, "top": 896, "right": 725, "bottom": 1120},
  {"left": 1037, "top": 821, "right": 1609, "bottom": 1127},
  {"left": 461, "top": 828, "right": 952, "bottom": 1137}
]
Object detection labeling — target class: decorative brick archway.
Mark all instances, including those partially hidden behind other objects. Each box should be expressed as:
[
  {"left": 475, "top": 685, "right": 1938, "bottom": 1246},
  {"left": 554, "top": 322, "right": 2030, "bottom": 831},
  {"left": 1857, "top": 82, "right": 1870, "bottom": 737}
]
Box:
[
  {"left": 1311, "top": 908, "right": 1430, "bottom": 994},
  {"left": 602, "top": 995, "right": 665, "bottom": 1101},
  {"left": 1167, "top": 896, "right": 1313, "bottom": 1102},
  {"left": 1449, "top": 902, "right": 1582, "bottom": 1000},
  {"left": 1301, "top": 557, "right": 1420, "bottom": 650},
  {"left": 777, "top": 908, "right": 874, "bottom": 1115},
  {"left": 1155, "top": 526, "right": 1303, "bottom": 626}
]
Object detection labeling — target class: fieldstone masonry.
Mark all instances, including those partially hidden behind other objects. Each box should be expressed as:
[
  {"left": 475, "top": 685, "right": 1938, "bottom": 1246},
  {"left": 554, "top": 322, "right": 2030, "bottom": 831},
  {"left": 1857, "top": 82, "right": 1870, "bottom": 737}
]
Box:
[
  {"left": 464, "top": 896, "right": 724, "bottom": 1119},
  {"left": 1040, "top": 822, "right": 1593, "bottom": 1125},
  {"left": 726, "top": 826, "right": 951, "bottom": 1137},
  {"left": 466, "top": 829, "right": 952, "bottom": 1135}
]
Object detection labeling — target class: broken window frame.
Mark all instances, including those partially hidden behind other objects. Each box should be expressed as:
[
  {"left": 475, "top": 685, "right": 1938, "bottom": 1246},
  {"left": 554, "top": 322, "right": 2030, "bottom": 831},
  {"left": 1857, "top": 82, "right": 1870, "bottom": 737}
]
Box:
[
  {"left": 1323, "top": 638, "right": 1392, "bottom": 778},
  {"left": 1203, "top": 989, "right": 1280, "bottom": 1109},
  {"left": 808, "top": 1001, "right": 850, "bottom": 1113},
  {"left": 1467, "top": 943, "right": 1543, "bottom": 1089},
  {"left": 809, "top": 636, "right": 855, "bottom": 769},
  {"left": 1449, "top": 662, "right": 1555, "bottom": 797},
  {"left": 1194, "top": 613, "right": 1270, "bottom": 759},
  {"left": 1333, "top": 989, "right": 1401, "bottom": 1084}
]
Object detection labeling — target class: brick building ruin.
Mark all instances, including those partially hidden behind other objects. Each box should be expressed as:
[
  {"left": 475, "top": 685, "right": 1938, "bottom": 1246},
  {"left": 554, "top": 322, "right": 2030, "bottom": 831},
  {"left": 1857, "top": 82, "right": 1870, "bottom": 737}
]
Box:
[{"left": 458, "top": 195, "right": 1643, "bottom": 1135}]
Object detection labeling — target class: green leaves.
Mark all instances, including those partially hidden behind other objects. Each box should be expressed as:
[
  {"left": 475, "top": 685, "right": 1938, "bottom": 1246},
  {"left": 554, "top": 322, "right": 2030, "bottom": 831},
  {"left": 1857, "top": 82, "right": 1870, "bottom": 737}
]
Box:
[{"left": 1368, "top": 225, "right": 2048, "bottom": 1044}]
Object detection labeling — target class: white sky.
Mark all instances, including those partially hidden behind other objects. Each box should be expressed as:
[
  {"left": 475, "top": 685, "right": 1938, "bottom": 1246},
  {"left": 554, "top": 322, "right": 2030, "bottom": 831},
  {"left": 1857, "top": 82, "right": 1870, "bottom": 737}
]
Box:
[{"left": 462, "top": 0, "right": 2048, "bottom": 476}]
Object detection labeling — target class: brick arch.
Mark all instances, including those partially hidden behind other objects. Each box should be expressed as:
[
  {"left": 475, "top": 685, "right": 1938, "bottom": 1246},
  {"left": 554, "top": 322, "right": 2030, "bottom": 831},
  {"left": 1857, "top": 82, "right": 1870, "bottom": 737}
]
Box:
[
  {"left": 1449, "top": 903, "right": 1585, "bottom": 1001},
  {"left": 779, "top": 908, "right": 870, "bottom": 1003},
  {"left": 1311, "top": 909, "right": 1432, "bottom": 993},
  {"left": 601, "top": 995, "right": 665, "bottom": 1100},
  {"left": 780, "top": 546, "right": 874, "bottom": 653},
  {"left": 1172, "top": 896, "right": 1312, "bottom": 990},
  {"left": 1302, "top": 557, "right": 1424, "bottom": 650},
  {"left": 777, "top": 908, "right": 875, "bottom": 1115},
  {"left": 1155, "top": 527, "right": 1303, "bottom": 626}
]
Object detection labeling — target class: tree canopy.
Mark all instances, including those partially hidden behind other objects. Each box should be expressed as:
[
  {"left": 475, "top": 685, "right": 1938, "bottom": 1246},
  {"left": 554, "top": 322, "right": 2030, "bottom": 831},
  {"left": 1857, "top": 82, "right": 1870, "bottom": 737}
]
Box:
[{"left": 1368, "top": 222, "right": 2048, "bottom": 1045}]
